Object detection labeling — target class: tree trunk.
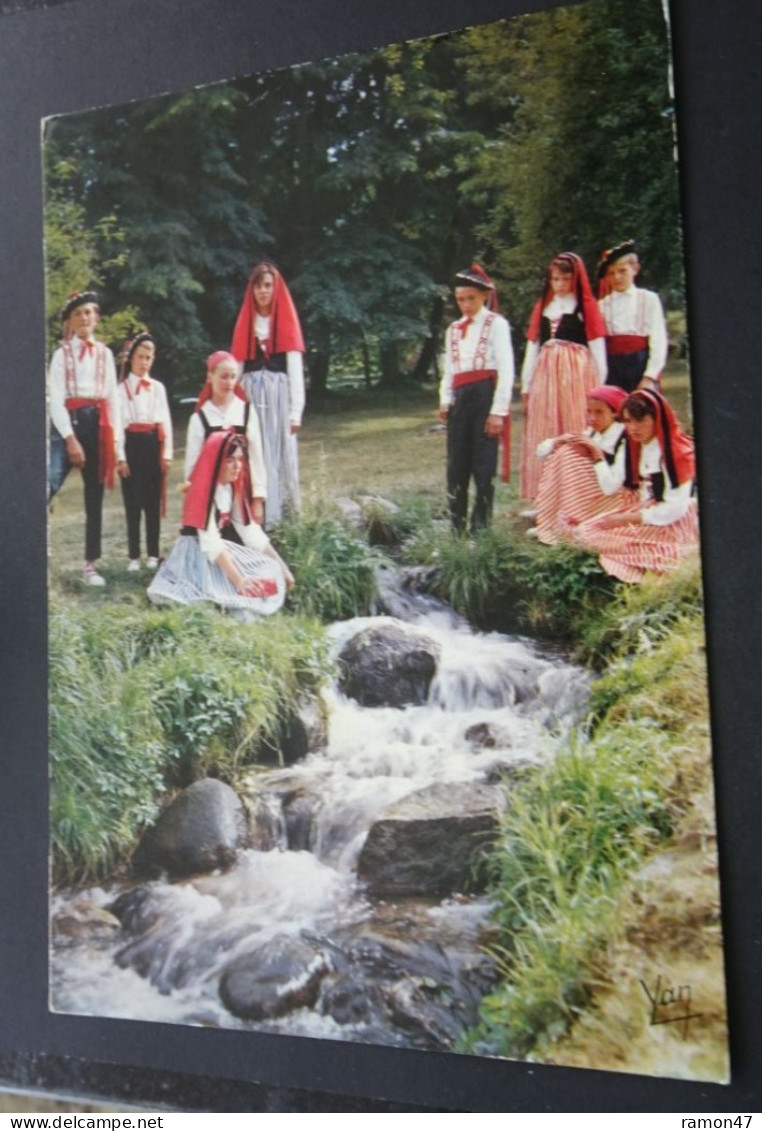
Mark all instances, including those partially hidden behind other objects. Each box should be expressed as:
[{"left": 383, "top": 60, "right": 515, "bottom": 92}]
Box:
[
  {"left": 378, "top": 342, "right": 400, "bottom": 386},
  {"left": 308, "top": 348, "right": 330, "bottom": 399},
  {"left": 362, "top": 340, "right": 372, "bottom": 388},
  {"left": 412, "top": 295, "right": 445, "bottom": 383}
]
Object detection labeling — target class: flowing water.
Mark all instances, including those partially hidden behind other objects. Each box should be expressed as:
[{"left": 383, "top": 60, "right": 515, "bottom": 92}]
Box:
[{"left": 51, "top": 571, "right": 590, "bottom": 1050}]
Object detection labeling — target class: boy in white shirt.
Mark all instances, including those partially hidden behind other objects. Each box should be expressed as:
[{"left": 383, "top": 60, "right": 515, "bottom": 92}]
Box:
[{"left": 48, "top": 290, "right": 126, "bottom": 586}]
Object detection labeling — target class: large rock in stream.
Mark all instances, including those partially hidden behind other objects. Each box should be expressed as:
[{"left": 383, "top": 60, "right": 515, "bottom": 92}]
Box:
[
  {"left": 358, "top": 781, "right": 507, "bottom": 897},
  {"left": 132, "top": 778, "right": 248, "bottom": 879},
  {"left": 338, "top": 622, "right": 440, "bottom": 708}
]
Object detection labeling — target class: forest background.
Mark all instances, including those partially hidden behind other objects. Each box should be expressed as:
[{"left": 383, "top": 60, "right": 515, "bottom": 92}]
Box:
[{"left": 43, "top": 0, "right": 681, "bottom": 399}]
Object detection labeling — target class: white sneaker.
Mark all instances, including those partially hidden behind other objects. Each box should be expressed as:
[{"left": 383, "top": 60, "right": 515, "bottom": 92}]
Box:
[
  {"left": 83, "top": 563, "right": 106, "bottom": 587},
  {"left": 146, "top": 556, "right": 159, "bottom": 571},
  {"left": 526, "top": 527, "right": 539, "bottom": 539},
  {"left": 127, "top": 559, "right": 141, "bottom": 573},
  {"left": 519, "top": 508, "right": 538, "bottom": 520}
]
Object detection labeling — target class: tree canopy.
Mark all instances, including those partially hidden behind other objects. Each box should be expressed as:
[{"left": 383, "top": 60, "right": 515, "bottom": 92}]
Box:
[{"left": 43, "top": 0, "right": 681, "bottom": 396}]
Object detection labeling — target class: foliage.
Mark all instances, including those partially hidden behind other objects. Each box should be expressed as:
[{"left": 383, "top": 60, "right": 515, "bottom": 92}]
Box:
[
  {"left": 41, "top": 0, "right": 680, "bottom": 391},
  {"left": 272, "top": 510, "right": 381, "bottom": 621},
  {"left": 50, "top": 600, "right": 329, "bottom": 885},
  {"left": 462, "top": 570, "right": 707, "bottom": 1060}
]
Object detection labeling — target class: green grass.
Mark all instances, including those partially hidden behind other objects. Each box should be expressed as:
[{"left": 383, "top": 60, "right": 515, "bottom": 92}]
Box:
[
  {"left": 50, "top": 600, "right": 330, "bottom": 885},
  {"left": 401, "top": 521, "right": 617, "bottom": 647},
  {"left": 461, "top": 567, "right": 707, "bottom": 1059}
]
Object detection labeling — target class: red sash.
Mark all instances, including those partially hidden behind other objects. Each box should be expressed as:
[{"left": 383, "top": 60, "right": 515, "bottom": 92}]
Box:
[
  {"left": 452, "top": 368, "right": 497, "bottom": 390},
  {"left": 607, "top": 334, "right": 648, "bottom": 355},
  {"left": 64, "top": 395, "right": 116, "bottom": 488}
]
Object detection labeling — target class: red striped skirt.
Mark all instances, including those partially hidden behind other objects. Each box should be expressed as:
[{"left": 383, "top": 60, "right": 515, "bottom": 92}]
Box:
[
  {"left": 535, "top": 445, "right": 638, "bottom": 545},
  {"left": 572, "top": 500, "right": 700, "bottom": 583},
  {"left": 520, "top": 341, "right": 598, "bottom": 499}
]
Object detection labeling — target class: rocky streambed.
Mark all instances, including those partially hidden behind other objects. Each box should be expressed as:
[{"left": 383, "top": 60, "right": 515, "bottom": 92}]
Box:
[{"left": 51, "top": 574, "right": 591, "bottom": 1050}]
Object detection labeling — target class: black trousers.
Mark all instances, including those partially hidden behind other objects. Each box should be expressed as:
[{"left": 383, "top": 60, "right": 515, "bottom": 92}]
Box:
[
  {"left": 50, "top": 406, "right": 104, "bottom": 562},
  {"left": 606, "top": 348, "right": 648, "bottom": 394},
  {"left": 121, "top": 430, "right": 162, "bottom": 559},
  {"left": 446, "top": 379, "right": 498, "bottom": 534}
]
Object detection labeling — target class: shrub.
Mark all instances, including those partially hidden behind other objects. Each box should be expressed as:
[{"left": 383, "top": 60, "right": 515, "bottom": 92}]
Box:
[
  {"left": 49, "top": 600, "right": 330, "bottom": 884},
  {"left": 271, "top": 511, "right": 381, "bottom": 621}
]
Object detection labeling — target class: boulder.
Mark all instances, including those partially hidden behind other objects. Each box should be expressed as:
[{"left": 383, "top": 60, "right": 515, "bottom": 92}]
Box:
[
  {"left": 255, "top": 699, "right": 328, "bottom": 767},
  {"left": 219, "top": 934, "right": 329, "bottom": 1021},
  {"left": 334, "top": 496, "right": 364, "bottom": 528},
  {"left": 132, "top": 778, "right": 248, "bottom": 879},
  {"left": 357, "top": 781, "right": 506, "bottom": 897},
  {"left": 338, "top": 622, "right": 440, "bottom": 708},
  {"left": 51, "top": 900, "right": 121, "bottom": 945}
]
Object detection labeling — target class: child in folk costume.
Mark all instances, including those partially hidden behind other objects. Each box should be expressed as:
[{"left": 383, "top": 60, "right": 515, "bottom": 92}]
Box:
[
  {"left": 148, "top": 431, "right": 293, "bottom": 619},
  {"left": 439, "top": 265, "right": 515, "bottom": 534},
  {"left": 597, "top": 240, "right": 668, "bottom": 394},
  {"left": 230, "top": 262, "right": 306, "bottom": 528},
  {"left": 186, "top": 351, "right": 267, "bottom": 524},
  {"left": 117, "top": 333, "right": 173, "bottom": 572},
  {"left": 570, "top": 389, "right": 699, "bottom": 584},
  {"left": 48, "top": 290, "right": 126, "bottom": 586},
  {"left": 519, "top": 253, "right": 607, "bottom": 501},
  {"left": 534, "top": 384, "right": 638, "bottom": 545}
]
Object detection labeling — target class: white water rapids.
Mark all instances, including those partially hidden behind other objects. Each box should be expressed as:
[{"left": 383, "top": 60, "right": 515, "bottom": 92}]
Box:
[{"left": 51, "top": 580, "right": 590, "bottom": 1049}]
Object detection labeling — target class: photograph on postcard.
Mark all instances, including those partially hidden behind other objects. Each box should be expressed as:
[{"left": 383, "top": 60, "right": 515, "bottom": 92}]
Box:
[{"left": 46, "top": 0, "right": 729, "bottom": 1083}]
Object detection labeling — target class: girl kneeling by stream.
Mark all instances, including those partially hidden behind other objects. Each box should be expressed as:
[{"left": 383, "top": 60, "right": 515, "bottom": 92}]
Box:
[
  {"left": 148, "top": 431, "right": 294, "bottom": 619},
  {"left": 568, "top": 388, "right": 698, "bottom": 583}
]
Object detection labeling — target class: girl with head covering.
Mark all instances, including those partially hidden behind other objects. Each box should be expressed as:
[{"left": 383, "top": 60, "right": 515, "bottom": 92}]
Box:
[
  {"left": 185, "top": 351, "right": 268, "bottom": 525},
  {"left": 569, "top": 388, "right": 699, "bottom": 583},
  {"left": 230, "top": 262, "right": 306, "bottom": 528},
  {"left": 148, "top": 430, "right": 293, "bottom": 618},
  {"left": 117, "top": 332, "right": 173, "bottom": 572},
  {"left": 533, "top": 384, "right": 638, "bottom": 545},
  {"left": 519, "top": 252, "right": 608, "bottom": 500}
]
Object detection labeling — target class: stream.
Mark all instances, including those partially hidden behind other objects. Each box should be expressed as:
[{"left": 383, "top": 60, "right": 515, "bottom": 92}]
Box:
[{"left": 51, "top": 569, "right": 591, "bottom": 1051}]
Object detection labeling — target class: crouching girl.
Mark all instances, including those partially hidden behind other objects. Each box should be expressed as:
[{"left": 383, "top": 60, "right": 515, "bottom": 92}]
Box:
[{"left": 148, "top": 431, "right": 293, "bottom": 619}]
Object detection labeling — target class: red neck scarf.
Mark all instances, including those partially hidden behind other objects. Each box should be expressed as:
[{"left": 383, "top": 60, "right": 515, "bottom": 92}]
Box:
[
  {"left": 182, "top": 431, "right": 254, "bottom": 531},
  {"left": 624, "top": 389, "right": 695, "bottom": 489},
  {"left": 526, "top": 252, "right": 606, "bottom": 343},
  {"left": 230, "top": 262, "right": 305, "bottom": 361}
]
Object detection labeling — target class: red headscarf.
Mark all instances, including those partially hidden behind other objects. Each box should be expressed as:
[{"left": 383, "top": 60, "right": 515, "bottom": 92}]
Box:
[
  {"left": 195, "top": 350, "right": 247, "bottom": 410},
  {"left": 622, "top": 388, "right": 695, "bottom": 489},
  {"left": 526, "top": 252, "right": 606, "bottom": 343},
  {"left": 586, "top": 384, "right": 628, "bottom": 415},
  {"left": 230, "top": 262, "right": 305, "bottom": 362},
  {"left": 182, "top": 431, "right": 254, "bottom": 531}
]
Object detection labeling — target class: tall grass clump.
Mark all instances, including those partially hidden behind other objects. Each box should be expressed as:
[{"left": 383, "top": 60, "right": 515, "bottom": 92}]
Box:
[
  {"left": 463, "top": 563, "right": 708, "bottom": 1059},
  {"left": 272, "top": 510, "right": 381, "bottom": 621},
  {"left": 50, "top": 600, "right": 330, "bottom": 885},
  {"left": 402, "top": 524, "right": 616, "bottom": 643}
]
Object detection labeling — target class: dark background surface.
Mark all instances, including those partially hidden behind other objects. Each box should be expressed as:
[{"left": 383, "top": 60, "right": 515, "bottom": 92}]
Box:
[{"left": 0, "top": 0, "right": 759, "bottom": 1112}]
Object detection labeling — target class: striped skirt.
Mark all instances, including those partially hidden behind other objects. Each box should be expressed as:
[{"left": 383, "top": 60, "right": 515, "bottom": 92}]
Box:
[
  {"left": 535, "top": 445, "right": 638, "bottom": 545},
  {"left": 240, "top": 368, "right": 300, "bottom": 529},
  {"left": 571, "top": 500, "right": 700, "bottom": 584},
  {"left": 519, "top": 341, "right": 598, "bottom": 500},
  {"left": 147, "top": 534, "right": 286, "bottom": 619}
]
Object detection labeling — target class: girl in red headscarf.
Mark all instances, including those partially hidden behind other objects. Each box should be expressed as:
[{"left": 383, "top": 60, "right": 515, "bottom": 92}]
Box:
[
  {"left": 148, "top": 431, "right": 293, "bottom": 618},
  {"left": 569, "top": 389, "right": 699, "bottom": 583},
  {"left": 185, "top": 351, "right": 267, "bottom": 525},
  {"left": 533, "top": 384, "right": 638, "bottom": 545},
  {"left": 230, "top": 262, "right": 305, "bottom": 528},
  {"left": 519, "top": 252, "right": 608, "bottom": 500}
]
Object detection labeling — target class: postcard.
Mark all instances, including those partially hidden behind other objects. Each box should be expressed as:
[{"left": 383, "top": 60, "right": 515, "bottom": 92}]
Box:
[{"left": 42, "top": 0, "right": 730, "bottom": 1093}]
